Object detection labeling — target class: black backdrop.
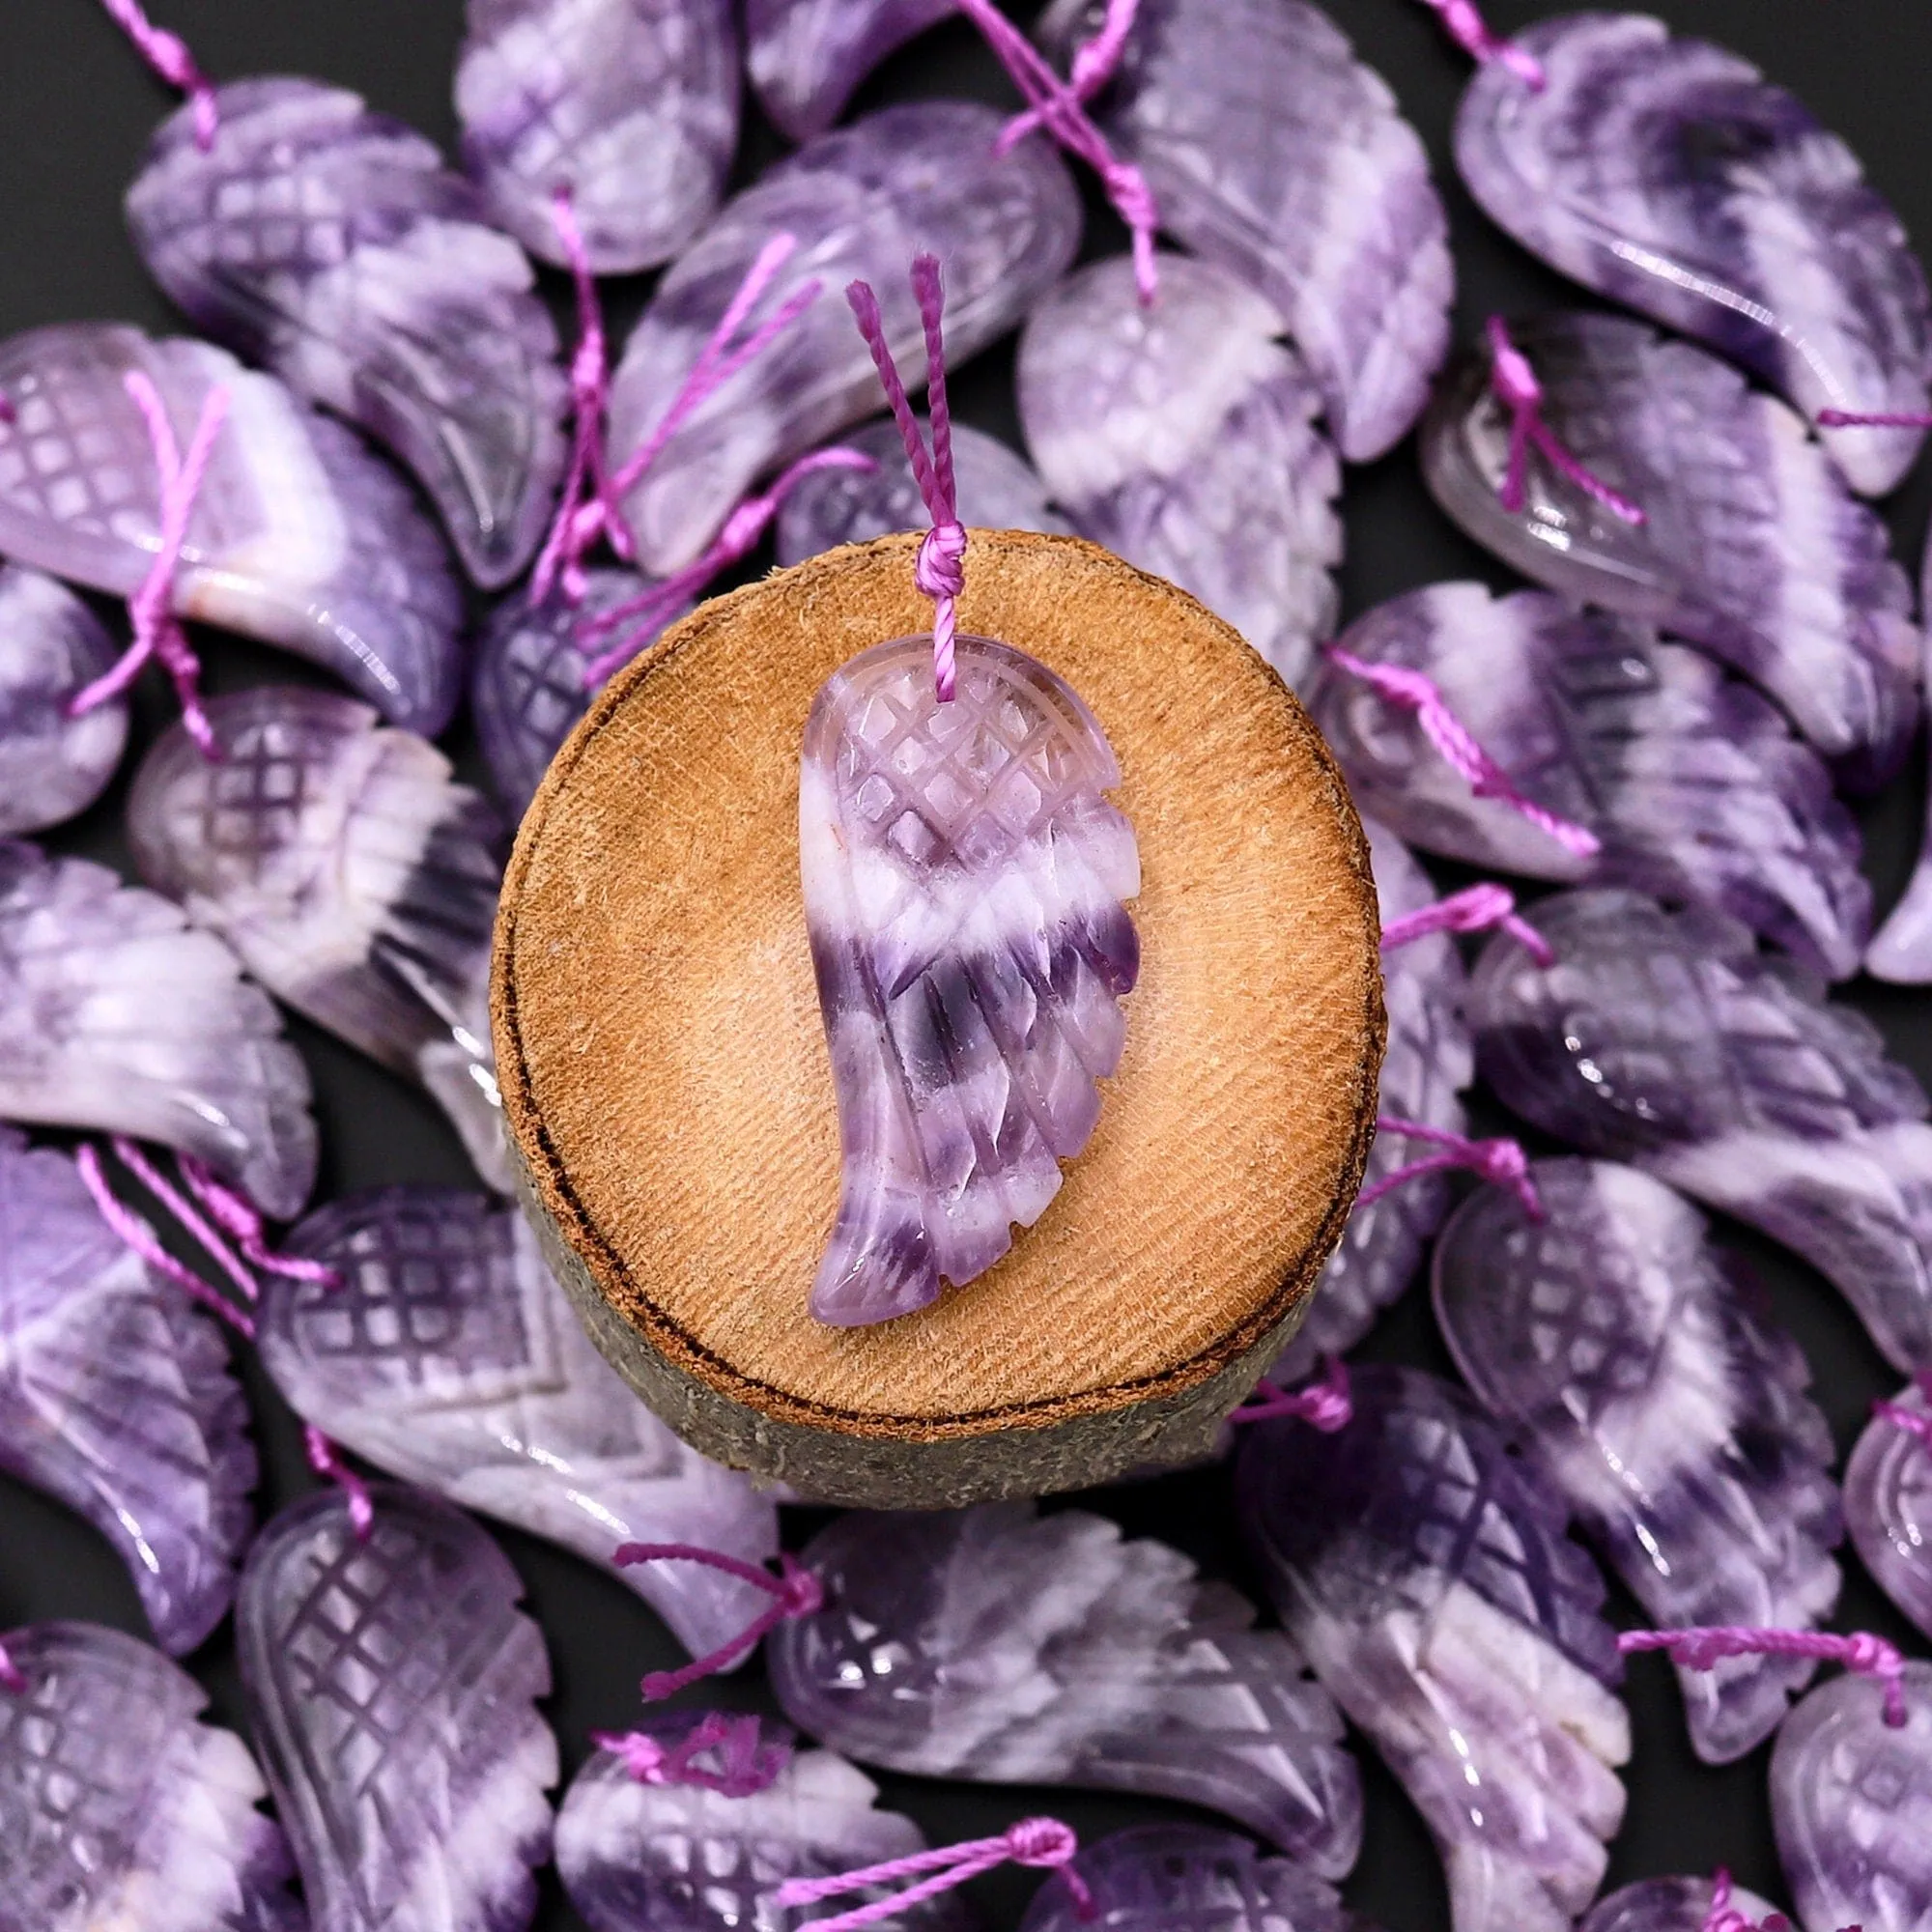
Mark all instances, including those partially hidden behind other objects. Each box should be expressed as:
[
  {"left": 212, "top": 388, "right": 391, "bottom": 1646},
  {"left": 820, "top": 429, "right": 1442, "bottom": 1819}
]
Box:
[{"left": 0, "top": 3, "right": 1924, "bottom": 1928}]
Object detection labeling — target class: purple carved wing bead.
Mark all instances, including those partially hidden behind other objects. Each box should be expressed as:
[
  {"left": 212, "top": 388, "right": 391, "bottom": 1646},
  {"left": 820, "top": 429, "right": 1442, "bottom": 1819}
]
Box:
[
  {"left": 800, "top": 635, "right": 1140, "bottom": 1324},
  {"left": 127, "top": 688, "right": 512, "bottom": 1192},
  {"left": 1043, "top": 0, "right": 1452, "bottom": 460},
  {"left": 0, "top": 565, "right": 125, "bottom": 838},
  {"left": 608, "top": 101, "right": 1080, "bottom": 574},
  {"left": 1582, "top": 1876, "right": 1786, "bottom": 1932},
  {"left": 1236, "top": 1365, "right": 1630, "bottom": 1932},
  {"left": 0, "top": 1622, "right": 302, "bottom": 1932},
  {"left": 0, "top": 842, "right": 316, "bottom": 1216},
  {"left": 457, "top": 0, "right": 739, "bottom": 273},
  {"left": 0, "top": 324, "right": 463, "bottom": 734},
  {"left": 238, "top": 1486, "right": 557, "bottom": 1932},
  {"left": 261, "top": 1185, "right": 781, "bottom": 1662},
  {"left": 1844, "top": 1381, "right": 1932, "bottom": 1640},
  {"left": 1018, "top": 253, "right": 1341, "bottom": 688},
  {"left": 0, "top": 1130, "right": 255, "bottom": 1654},
  {"left": 1455, "top": 12, "right": 1932, "bottom": 496},
  {"left": 1468, "top": 888, "right": 1932, "bottom": 1373},
  {"left": 1772, "top": 1661, "right": 1932, "bottom": 1932},
  {"left": 1308, "top": 582, "right": 1871, "bottom": 980},
  {"left": 747, "top": 0, "right": 956, "bottom": 143},
  {"left": 767, "top": 1501, "right": 1363, "bottom": 1875},
  {"left": 1421, "top": 312, "right": 1920, "bottom": 787},
  {"left": 1435, "top": 1156, "right": 1843, "bottom": 1763},
  {"left": 127, "top": 78, "right": 568, "bottom": 589}
]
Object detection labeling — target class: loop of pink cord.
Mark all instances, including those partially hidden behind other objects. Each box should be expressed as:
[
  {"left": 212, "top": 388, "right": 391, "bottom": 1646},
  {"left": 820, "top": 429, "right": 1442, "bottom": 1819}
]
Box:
[
  {"left": 614, "top": 1544, "right": 825, "bottom": 1701},
  {"left": 846, "top": 256, "right": 965, "bottom": 701},
  {"left": 1417, "top": 0, "right": 1546, "bottom": 89},
  {"left": 591, "top": 1712, "right": 792, "bottom": 1799},
  {"left": 1228, "top": 1357, "right": 1353, "bottom": 1431},
  {"left": 176, "top": 1154, "right": 341, "bottom": 1288},
  {"left": 1701, "top": 1869, "right": 1791, "bottom": 1932},
  {"left": 1873, "top": 1371, "right": 1932, "bottom": 1450},
  {"left": 1487, "top": 317, "right": 1646, "bottom": 527},
  {"left": 99, "top": 0, "right": 218, "bottom": 147},
  {"left": 1817, "top": 409, "right": 1932, "bottom": 428},
  {"left": 1381, "top": 883, "right": 1554, "bottom": 965},
  {"left": 1357, "top": 1117, "right": 1543, "bottom": 1221},
  {"left": 1619, "top": 1624, "right": 1909, "bottom": 1729},
  {"left": 772, "top": 1816, "right": 1096, "bottom": 1932},
  {"left": 303, "top": 1425, "right": 374, "bottom": 1540}
]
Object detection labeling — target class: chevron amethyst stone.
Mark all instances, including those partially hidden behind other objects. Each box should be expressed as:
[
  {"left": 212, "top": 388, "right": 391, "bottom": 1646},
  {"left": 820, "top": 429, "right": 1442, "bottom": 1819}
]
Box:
[
  {"left": 457, "top": 0, "right": 739, "bottom": 273},
  {"left": 1019, "top": 253, "right": 1340, "bottom": 689},
  {"left": 0, "top": 842, "right": 315, "bottom": 1216},
  {"left": 747, "top": 0, "right": 954, "bottom": 142},
  {"left": 1435, "top": 1156, "right": 1843, "bottom": 1763},
  {"left": 1772, "top": 1661, "right": 1932, "bottom": 1932},
  {"left": 1845, "top": 1380, "right": 1932, "bottom": 1640},
  {"left": 1422, "top": 312, "right": 1919, "bottom": 787},
  {"left": 800, "top": 634, "right": 1140, "bottom": 1324},
  {"left": 263, "top": 1185, "right": 780, "bottom": 1662},
  {"left": 128, "top": 687, "right": 510, "bottom": 1192},
  {"left": 1468, "top": 888, "right": 1932, "bottom": 1374},
  {"left": 1236, "top": 1365, "right": 1630, "bottom": 1932},
  {"left": 1581, "top": 1877, "right": 1787, "bottom": 1932},
  {"left": 0, "top": 324, "right": 463, "bottom": 734},
  {"left": 776, "top": 416, "right": 1069, "bottom": 566},
  {"left": 0, "top": 565, "right": 124, "bottom": 838},
  {"left": 1456, "top": 12, "right": 1932, "bottom": 496},
  {"left": 127, "top": 77, "right": 568, "bottom": 589},
  {"left": 1308, "top": 583, "right": 1871, "bottom": 980},
  {"left": 0, "top": 1622, "right": 301, "bottom": 1932},
  {"left": 608, "top": 101, "right": 1080, "bottom": 573},
  {"left": 768, "top": 1501, "right": 1363, "bottom": 1874},
  {"left": 239, "top": 1486, "right": 557, "bottom": 1932},
  {"left": 1042, "top": 0, "right": 1451, "bottom": 461}
]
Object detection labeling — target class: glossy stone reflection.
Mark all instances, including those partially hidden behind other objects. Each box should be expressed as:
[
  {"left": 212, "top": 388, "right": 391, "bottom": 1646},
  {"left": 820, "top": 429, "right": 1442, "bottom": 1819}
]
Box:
[
  {"left": 747, "top": 0, "right": 954, "bottom": 142},
  {"left": 1581, "top": 1877, "right": 1787, "bottom": 1932},
  {"left": 1845, "top": 1381, "right": 1932, "bottom": 1640},
  {"left": 0, "top": 565, "right": 125, "bottom": 838}
]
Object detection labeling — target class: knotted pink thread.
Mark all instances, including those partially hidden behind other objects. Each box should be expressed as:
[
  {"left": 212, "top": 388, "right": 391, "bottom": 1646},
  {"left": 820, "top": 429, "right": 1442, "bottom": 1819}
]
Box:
[
  {"left": 772, "top": 1817, "right": 1096, "bottom": 1932},
  {"left": 1229, "top": 1356, "right": 1353, "bottom": 1431},
  {"left": 69, "top": 371, "right": 226, "bottom": 757},
  {"left": 1702, "top": 1870, "right": 1790, "bottom": 1932},
  {"left": 615, "top": 1545, "right": 824, "bottom": 1700},
  {"left": 99, "top": 0, "right": 218, "bottom": 148},
  {"left": 574, "top": 446, "right": 876, "bottom": 689},
  {"left": 847, "top": 257, "right": 964, "bottom": 701},
  {"left": 1381, "top": 883, "right": 1554, "bottom": 966},
  {"left": 1323, "top": 645, "right": 1601, "bottom": 859},
  {"left": 1416, "top": 0, "right": 1545, "bottom": 89},
  {"left": 955, "top": 0, "right": 1159, "bottom": 303},
  {"left": 176, "top": 1153, "right": 341, "bottom": 1289},
  {"left": 1872, "top": 1371, "right": 1932, "bottom": 1451},
  {"left": 0, "top": 1640, "right": 23, "bottom": 1694},
  {"left": 1817, "top": 409, "right": 1932, "bottom": 428},
  {"left": 591, "top": 1713, "right": 792, "bottom": 1799},
  {"left": 1488, "top": 317, "right": 1646, "bottom": 526},
  {"left": 1619, "top": 1625, "right": 1909, "bottom": 1729},
  {"left": 1357, "top": 1118, "right": 1543, "bottom": 1221},
  {"left": 303, "top": 1425, "right": 374, "bottom": 1540}
]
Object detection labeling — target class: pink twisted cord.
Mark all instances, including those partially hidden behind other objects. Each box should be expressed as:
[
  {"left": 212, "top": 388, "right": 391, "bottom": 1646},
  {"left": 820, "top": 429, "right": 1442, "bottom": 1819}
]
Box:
[
  {"left": 1381, "top": 883, "right": 1554, "bottom": 966},
  {"left": 1488, "top": 317, "right": 1646, "bottom": 527},
  {"left": 1702, "top": 1870, "right": 1791, "bottom": 1932},
  {"left": 1228, "top": 1356, "right": 1353, "bottom": 1431},
  {"left": 107, "top": 1137, "right": 257, "bottom": 1306},
  {"left": 574, "top": 445, "right": 876, "bottom": 689},
  {"left": 590, "top": 1712, "right": 791, "bottom": 1799},
  {"left": 1873, "top": 1370, "right": 1932, "bottom": 1450},
  {"left": 99, "top": 0, "right": 218, "bottom": 148},
  {"left": 1415, "top": 0, "right": 1545, "bottom": 89},
  {"left": 176, "top": 1153, "right": 341, "bottom": 1289},
  {"left": 1357, "top": 1117, "right": 1543, "bottom": 1221},
  {"left": 1619, "top": 1625, "right": 1909, "bottom": 1730},
  {"left": 303, "top": 1425, "right": 374, "bottom": 1540},
  {"left": 846, "top": 258, "right": 964, "bottom": 701},
  {"left": 1817, "top": 409, "right": 1932, "bottom": 427},
  {"left": 772, "top": 1817, "right": 1095, "bottom": 1932},
  {"left": 614, "top": 1545, "right": 825, "bottom": 1700},
  {"left": 1324, "top": 645, "right": 1601, "bottom": 858},
  {"left": 69, "top": 371, "right": 226, "bottom": 757},
  {"left": 0, "top": 1639, "right": 22, "bottom": 1694},
  {"left": 955, "top": 0, "right": 1159, "bottom": 303}
]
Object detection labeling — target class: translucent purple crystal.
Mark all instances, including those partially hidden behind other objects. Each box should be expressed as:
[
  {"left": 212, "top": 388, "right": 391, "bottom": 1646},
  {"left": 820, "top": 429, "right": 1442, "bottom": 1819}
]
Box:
[
  {"left": 746, "top": 0, "right": 955, "bottom": 143},
  {"left": 1307, "top": 582, "right": 1871, "bottom": 980},
  {"left": 1237, "top": 1366, "right": 1629, "bottom": 1932},
  {"left": 1844, "top": 1380, "right": 1932, "bottom": 1640},
  {"left": 239, "top": 1485, "right": 557, "bottom": 1932},
  {"left": 1018, "top": 253, "right": 1340, "bottom": 689},
  {"left": 1019, "top": 1823, "right": 1348, "bottom": 1932},
  {"left": 1582, "top": 1876, "right": 1786, "bottom": 1932},
  {"left": 456, "top": 0, "right": 740, "bottom": 273},
  {"left": 261, "top": 1184, "right": 781, "bottom": 1662},
  {"left": 1421, "top": 312, "right": 1919, "bottom": 787},
  {"left": 0, "top": 1621, "right": 302, "bottom": 1932},
  {"left": 767, "top": 1501, "right": 1363, "bottom": 1875},
  {"left": 1772, "top": 1660, "right": 1932, "bottom": 1932},
  {"left": 1868, "top": 621, "right": 1932, "bottom": 982},
  {"left": 1042, "top": 0, "right": 1452, "bottom": 461},
  {"left": 0, "top": 841, "right": 316, "bottom": 1217},
  {"left": 776, "top": 416, "right": 1070, "bottom": 567},
  {"left": 0, "top": 565, "right": 124, "bottom": 838},
  {"left": 0, "top": 324, "right": 464, "bottom": 734},
  {"left": 1435, "top": 1156, "right": 1843, "bottom": 1763},
  {"left": 1468, "top": 888, "right": 1932, "bottom": 1374},
  {"left": 556, "top": 1718, "right": 970, "bottom": 1932},
  {"left": 0, "top": 1129, "right": 254, "bottom": 1654},
  {"left": 608, "top": 101, "right": 1080, "bottom": 573},
  {"left": 1455, "top": 11, "right": 1932, "bottom": 496},
  {"left": 128, "top": 687, "right": 513, "bottom": 1192},
  {"left": 127, "top": 77, "right": 569, "bottom": 589},
  {"left": 799, "top": 634, "right": 1140, "bottom": 1324}
]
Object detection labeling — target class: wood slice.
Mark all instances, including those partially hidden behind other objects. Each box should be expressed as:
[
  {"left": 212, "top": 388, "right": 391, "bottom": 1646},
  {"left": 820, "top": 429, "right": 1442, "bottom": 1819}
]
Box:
[{"left": 493, "top": 530, "right": 1383, "bottom": 1508}]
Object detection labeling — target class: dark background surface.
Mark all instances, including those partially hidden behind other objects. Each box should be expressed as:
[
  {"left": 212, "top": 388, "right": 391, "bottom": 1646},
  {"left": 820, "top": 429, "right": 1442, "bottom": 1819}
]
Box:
[{"left": 0, "top": 2, "right": 1925, "bottom": 1928}]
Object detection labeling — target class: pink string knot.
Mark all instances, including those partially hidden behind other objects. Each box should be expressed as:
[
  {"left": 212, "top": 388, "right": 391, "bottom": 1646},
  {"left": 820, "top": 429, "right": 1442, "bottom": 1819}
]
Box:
[
  {"left": 0, "top": 1640, "right": 23, "bottom": 1695},
  {"left": 1873, "top": 1371, "right": 1932, "bottom": 1450},
  {"left": 99, "top": 0, "right": 219, "bottom": 148},
  {"left": 1619, "top": 1624, "right": 1909, "bottom": 1729},
  {"left": 615, "top": 1545, "right": 824, "bottom": 1701},
  {"left": 1356, "top": 1117, "right": 1544, "bottom": 1222},
  {"left": 1229, "top": 1357, "right": 1353, "bottom": 1431},
  {"left": 176, "top": 1153, "right": 341, "bottom": 1289},
  {"left": 303, "top": 1425, "right": 374, "bottom": 1540},
  {"left": 590, "top": 1712, "right": 792, "bottom": 1799},
  {"left": 1381, "top": 883, "right": 1554, "bottom": 966},
  {"left": 1417, "top": 0, "right": 1546, "bottom": 89},
  {"left": 1488, "top": 317, "right": 1646, "bottom": 527},
  {"left": 1702, "top": 1870, "right": 1791, "bottom": 1932}
]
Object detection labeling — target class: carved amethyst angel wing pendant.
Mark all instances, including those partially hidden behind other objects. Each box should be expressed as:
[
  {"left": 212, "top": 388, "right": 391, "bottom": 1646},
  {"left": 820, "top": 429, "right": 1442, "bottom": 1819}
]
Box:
[
  {"left": 800, "top": 634, "right": 1140, "bottom": 1325},
  {"left": 745, "top": 0, "right": 954, "bottom": 143},
  {"left": 0, "top": 565, "right": 125, "bottom": 838}
]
